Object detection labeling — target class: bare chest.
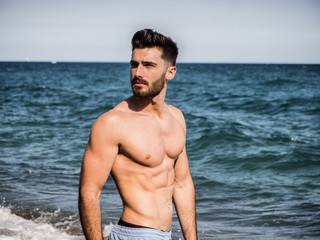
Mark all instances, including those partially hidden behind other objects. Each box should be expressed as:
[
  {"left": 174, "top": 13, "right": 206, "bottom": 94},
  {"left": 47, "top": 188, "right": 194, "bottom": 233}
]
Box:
[{"left": 118, "top": 115, "right": 185, "bottom": 167}]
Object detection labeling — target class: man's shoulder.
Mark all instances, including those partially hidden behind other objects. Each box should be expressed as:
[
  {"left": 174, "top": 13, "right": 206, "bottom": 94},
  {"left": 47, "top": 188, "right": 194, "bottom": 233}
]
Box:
[
  {"left": 89, "top": 107, "right": 129, "bottom": 145},
  {"left": 167, "top": 104, "right": 182, "bottom": 114},
  {"left": 166, "top": 104, "right": 186, "bottom": 128},
  {"left": 96, "top": 105, "right": 128, "bottom": 126}
]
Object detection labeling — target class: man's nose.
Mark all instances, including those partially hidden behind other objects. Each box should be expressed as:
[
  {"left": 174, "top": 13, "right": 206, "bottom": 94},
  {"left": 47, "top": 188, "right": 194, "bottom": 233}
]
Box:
[{"left": 134, "top": 64, "right": 144, "bottom": 78}]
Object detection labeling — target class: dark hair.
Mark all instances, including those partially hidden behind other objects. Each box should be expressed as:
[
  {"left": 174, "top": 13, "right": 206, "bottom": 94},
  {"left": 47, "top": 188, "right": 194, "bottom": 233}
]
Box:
[{"left": 131, "top": 29, "right": 178, "bottom": 66}]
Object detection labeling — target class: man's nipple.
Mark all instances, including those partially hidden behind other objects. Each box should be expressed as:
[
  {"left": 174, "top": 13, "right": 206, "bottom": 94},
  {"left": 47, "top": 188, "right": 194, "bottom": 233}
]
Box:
[{"left": 145, "top": 154, "right": 151, "bottom": 159}]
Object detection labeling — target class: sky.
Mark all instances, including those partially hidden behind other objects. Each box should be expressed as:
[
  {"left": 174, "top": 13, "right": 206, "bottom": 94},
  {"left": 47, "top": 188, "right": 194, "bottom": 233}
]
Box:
[{"left": 0, "top": 0, "right": 320, "bottom": 64}]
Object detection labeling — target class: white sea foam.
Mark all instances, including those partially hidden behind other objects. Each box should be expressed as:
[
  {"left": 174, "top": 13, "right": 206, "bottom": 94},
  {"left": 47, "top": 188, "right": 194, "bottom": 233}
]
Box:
[{"left": 0, "top": 207, "right": 113, "bottom": 240}]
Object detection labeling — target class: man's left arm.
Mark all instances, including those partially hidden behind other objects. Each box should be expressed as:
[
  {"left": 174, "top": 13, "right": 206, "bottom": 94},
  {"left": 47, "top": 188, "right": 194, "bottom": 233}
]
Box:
[{"left": 173, "top": 145, "right": 197, "bottom": 240}]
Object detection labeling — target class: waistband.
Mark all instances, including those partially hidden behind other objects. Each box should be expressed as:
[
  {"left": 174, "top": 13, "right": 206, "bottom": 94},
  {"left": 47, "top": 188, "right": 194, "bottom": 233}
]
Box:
[
  {"left": 118, "top": 219, "right": 151, "bottom": 229},
  {"left": 109, "top": 224, "right": 172, "bottom": 240}
]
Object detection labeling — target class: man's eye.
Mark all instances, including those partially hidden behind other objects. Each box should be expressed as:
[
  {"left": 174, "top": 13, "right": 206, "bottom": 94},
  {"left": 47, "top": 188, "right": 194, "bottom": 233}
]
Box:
[
  {"left": 130, "top": 62, "right": 138, "bottom": 68},
  {"left": 144, "top": 63, "right": 155, "bottom": 67}
]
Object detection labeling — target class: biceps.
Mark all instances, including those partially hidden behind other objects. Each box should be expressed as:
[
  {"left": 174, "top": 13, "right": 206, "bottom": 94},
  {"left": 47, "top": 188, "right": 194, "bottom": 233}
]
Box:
[
  {"left": 80, "top": 141, "right": 118, "bottom": 193},
  {"left": 174, "top": 147, "right": 192, "bottom": 186}
]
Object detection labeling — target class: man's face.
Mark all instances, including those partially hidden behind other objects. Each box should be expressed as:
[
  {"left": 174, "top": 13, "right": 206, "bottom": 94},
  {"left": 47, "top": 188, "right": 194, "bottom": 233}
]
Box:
[{"left": 130, "top": 48, "right": 168, "bottom": 98}]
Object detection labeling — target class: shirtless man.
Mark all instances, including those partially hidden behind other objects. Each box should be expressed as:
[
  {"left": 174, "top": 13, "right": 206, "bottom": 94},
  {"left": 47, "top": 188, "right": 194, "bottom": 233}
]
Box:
[{"left": 78, "top": 29, "right": 197, "bottom": 240}]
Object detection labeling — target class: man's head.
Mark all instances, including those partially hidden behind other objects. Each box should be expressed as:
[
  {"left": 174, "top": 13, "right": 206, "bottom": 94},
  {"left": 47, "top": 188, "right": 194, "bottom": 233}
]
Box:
[{"left": 131, "top": 29, "right": 178, "bottom": 66}]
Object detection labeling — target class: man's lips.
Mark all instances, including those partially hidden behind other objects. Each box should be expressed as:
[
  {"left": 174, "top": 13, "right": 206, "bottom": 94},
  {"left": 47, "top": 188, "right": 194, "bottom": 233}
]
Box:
[{"left": 134, "top": 83, "right": 145, "bottom": 87}]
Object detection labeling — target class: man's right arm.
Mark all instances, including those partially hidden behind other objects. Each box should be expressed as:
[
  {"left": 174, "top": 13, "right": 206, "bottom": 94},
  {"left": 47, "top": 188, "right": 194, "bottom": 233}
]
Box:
[{"left": 78, "top": 113, "right": 119, "bottom": 240}]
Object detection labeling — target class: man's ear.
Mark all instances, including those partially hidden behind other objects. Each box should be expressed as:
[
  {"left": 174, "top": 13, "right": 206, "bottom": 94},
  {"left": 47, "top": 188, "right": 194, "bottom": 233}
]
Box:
[{"left": 166, "top": 66, "right": 177, "bottom": 81}]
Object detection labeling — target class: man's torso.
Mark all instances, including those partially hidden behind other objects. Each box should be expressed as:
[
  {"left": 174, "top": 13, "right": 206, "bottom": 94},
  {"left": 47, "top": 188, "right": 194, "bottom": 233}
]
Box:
[{"left": 108, "top": 100, "right": 185, "bottom": 231}]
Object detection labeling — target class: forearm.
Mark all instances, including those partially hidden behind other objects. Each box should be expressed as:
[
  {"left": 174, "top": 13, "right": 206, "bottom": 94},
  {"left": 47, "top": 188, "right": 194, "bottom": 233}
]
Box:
[
  {"left": 174, "top": 176, "right": 197, "bottom": 240},
  {"left": 78, "top": 193, "right": 103, "bottom": 240}
]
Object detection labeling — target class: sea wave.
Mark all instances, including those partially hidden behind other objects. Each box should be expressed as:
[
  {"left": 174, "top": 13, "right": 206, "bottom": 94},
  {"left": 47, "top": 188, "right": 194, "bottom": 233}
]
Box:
[{"left": 0, "top": 206, "right": 114, "bottom": 240}]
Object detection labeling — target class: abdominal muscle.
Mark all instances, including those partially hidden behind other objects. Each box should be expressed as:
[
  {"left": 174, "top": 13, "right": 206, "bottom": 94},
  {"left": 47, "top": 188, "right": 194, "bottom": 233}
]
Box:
[{"left": 111, "top": 153, "right": 176, "bottom": 232}]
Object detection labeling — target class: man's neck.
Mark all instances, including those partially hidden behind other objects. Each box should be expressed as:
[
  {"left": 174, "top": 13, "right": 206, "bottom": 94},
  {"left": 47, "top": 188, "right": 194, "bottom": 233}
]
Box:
[{"left": 128, "top": 87, "right": 167, "bottom": 119}]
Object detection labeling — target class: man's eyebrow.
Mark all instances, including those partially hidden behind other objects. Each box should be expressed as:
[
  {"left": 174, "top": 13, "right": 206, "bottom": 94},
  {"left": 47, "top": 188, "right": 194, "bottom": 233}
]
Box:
[{"left": 141, "top": 61, "right": 157, "bottom": 66}]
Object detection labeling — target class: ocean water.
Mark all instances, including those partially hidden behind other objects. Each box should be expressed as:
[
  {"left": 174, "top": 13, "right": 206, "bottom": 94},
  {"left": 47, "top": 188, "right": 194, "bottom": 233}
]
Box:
[{"left": 0, "top": 62, "right": 319, "bottom": 240}]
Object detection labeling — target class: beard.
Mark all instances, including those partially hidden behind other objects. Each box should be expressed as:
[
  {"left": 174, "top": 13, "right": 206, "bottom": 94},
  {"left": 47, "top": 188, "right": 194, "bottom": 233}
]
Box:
[{"left": 131, "top": 73, "right": 165, "bottom": 98}]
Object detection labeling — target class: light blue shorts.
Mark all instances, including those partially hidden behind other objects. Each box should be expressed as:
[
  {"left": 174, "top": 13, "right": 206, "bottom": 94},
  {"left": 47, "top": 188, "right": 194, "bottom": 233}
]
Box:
[{"left": 108, "top": 224, "right": 172, "bottom": 240}]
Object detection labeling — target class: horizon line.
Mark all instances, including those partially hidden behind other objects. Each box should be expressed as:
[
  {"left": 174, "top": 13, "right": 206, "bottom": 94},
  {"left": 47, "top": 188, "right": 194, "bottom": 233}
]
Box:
[{"left": 1, "top": 60, "right": 320, "bottom": 65}]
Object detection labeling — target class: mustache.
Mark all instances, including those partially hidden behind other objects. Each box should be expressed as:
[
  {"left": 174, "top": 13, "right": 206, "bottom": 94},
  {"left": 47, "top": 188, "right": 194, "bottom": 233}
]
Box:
[{"left": 132, "top": 77, "right": 149, "bottom": 86}]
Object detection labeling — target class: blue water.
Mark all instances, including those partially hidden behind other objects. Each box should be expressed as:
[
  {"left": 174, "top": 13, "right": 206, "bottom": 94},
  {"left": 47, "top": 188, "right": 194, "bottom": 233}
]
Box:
[{"left": 0, "top": 62, "right": 319, "bottom": 239}]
